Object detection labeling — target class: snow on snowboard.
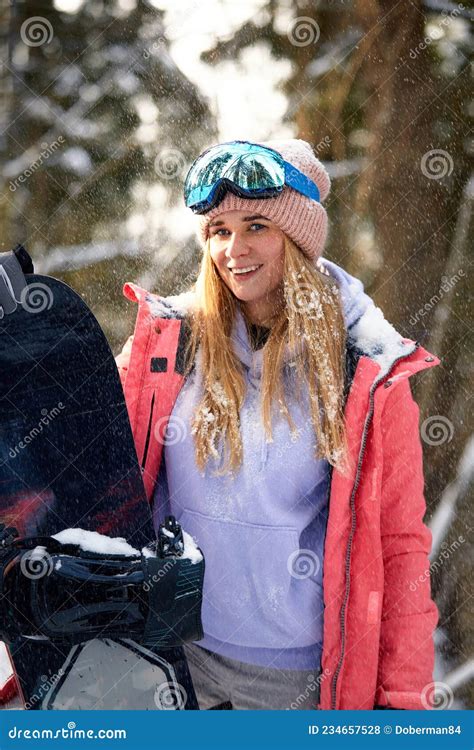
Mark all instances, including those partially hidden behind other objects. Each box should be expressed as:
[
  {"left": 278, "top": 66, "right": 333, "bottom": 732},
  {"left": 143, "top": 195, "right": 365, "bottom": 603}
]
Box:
[{"left": 0, "top": 246, "right": 204, "bottom": 710}]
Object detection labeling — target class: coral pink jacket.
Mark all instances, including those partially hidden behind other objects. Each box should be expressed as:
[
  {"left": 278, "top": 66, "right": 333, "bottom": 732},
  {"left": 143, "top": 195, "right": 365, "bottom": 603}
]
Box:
[{"left": 115, "top": 279, "right": 441, "bottom": 711}]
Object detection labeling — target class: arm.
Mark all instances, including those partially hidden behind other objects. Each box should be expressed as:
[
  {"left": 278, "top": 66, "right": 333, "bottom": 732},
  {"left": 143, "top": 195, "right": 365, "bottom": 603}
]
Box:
[
  {"left": 374, "top": 377, "right": 439, "bottom": 710},
  {"left": 115, "top": 334, "right": 134, "bottom": 390}
]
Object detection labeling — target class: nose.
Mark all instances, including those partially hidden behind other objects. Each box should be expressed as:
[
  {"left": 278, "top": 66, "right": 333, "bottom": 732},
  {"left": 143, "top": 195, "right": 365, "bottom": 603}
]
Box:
[{"left": 225, "top": 232, "right": 250, "bottom": 261}]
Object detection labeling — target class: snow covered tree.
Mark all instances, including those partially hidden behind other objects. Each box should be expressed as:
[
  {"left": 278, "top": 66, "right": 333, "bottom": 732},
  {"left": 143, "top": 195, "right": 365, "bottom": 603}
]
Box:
[{"left": 1, "top": 0, "right": 216, "bottom": 344}]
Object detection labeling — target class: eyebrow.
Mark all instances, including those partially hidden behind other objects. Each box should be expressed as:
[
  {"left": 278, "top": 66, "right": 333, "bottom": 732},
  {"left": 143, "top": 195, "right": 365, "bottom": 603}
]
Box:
[{"left": 209, "top": 214, "right": 268, "bottom": 228}]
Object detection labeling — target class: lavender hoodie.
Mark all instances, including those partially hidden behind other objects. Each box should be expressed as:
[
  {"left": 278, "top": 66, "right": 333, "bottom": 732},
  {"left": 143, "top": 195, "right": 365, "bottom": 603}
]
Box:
[{"left": 152, "top": 259, "right": 375, "bottom": 669}]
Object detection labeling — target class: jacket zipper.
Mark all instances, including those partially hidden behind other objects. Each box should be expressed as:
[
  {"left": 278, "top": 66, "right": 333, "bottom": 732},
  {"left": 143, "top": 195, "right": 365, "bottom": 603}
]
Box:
[
  {"left": 330, "top": 342, "right": 421, "bottom": 709},
  {"left": 141, "top": 392, "right": 155, "bottom": 473}
]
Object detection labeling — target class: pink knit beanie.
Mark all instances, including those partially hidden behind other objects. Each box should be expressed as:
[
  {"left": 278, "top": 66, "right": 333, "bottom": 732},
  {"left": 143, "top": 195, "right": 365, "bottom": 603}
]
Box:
[{"left": 194, "top": 138, "right": 331, "bottom": 262}]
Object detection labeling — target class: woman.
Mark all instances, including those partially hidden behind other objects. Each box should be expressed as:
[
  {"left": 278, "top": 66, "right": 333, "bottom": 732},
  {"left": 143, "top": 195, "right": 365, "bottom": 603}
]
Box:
[{"left": 116, "top": 139, "right": 440, "bottom": 710}]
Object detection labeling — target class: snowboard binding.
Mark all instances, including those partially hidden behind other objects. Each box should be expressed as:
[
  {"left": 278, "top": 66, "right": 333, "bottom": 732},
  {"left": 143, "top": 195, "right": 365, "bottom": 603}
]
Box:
[
  {"left": 158, "top": 515, "right": 185, "bottom": 557},
  {"left": 0, "top": 519, "right": 204, "bottom": 649}
]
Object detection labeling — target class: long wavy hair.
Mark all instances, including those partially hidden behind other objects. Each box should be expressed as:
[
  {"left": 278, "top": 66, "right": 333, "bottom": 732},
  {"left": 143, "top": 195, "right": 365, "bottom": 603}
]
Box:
[{"left": 180, "top": 234, "right": 350, "bottom": 478}]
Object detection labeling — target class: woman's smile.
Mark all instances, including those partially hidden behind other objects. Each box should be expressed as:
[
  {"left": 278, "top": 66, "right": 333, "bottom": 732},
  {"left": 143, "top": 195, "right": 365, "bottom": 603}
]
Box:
[
  {"left": 209, "top": 210, "right": 285, "bottom": 325},
  {"left": 229, "top": 263, "right": 264, "bottom": 280}
]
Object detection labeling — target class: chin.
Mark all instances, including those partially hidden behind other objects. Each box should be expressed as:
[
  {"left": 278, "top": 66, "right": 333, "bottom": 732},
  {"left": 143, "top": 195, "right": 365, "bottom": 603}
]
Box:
[
  {"left": 232, "top": 287, "right": 264, "bottom": 302},
  {"left": 231, "top": 290, "right": 253, "bottom": 303}
]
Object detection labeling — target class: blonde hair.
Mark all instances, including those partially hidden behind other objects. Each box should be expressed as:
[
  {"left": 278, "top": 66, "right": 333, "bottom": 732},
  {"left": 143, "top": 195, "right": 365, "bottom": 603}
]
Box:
[{"left": 181, "top": 235, "right": 350, "bottom": 478}]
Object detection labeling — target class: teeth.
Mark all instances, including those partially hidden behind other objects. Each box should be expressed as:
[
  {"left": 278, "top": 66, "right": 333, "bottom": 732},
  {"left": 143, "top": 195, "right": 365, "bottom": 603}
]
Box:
[{"left": 232, "top": 265, "right": 261, "bottom": 275}]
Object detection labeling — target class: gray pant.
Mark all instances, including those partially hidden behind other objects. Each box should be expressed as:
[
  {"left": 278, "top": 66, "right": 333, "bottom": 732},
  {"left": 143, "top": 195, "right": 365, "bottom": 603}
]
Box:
[{"left": 183, "top": 641, "right": 321, "bottom": 710}]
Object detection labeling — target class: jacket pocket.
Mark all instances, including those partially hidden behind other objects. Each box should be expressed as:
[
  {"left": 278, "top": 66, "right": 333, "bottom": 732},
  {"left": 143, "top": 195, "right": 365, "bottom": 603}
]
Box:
[{"left": 177, "top": 507, "right": 323, "bottom": 650}]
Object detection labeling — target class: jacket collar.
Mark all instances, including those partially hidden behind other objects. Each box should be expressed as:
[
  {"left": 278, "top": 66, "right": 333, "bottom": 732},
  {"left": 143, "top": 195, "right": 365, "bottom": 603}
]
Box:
[{"left": 346, "top": 303, "right": 418, "bottom": 379}]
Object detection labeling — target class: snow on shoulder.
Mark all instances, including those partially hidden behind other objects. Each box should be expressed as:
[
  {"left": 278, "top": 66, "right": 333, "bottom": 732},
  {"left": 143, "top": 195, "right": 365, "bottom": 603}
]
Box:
[
  {"left": 347, "top": 304, "right": 417, "bottom": 379},
  {"left": 146, "top": 289, "right": 196, "bottom": 320}
]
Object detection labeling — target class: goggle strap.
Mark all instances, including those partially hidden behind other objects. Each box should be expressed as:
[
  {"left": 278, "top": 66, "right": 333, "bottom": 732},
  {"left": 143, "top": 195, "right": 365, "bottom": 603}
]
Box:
[{"left": 283, "top": 160, "right": 320, "bottom": 202}]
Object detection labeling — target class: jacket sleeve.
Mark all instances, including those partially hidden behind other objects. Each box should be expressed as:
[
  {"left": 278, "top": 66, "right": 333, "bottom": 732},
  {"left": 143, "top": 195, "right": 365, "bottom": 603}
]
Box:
[
  {"left": 115, "top": 334, "right": 134, "bottom": 390},
  {"left": 374, "top": 376, "right": 439, "bottom": 710}
]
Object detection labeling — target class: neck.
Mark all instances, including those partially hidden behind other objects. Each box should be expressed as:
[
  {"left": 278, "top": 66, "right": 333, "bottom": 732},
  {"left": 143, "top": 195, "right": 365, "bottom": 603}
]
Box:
[
  {"left": 241, "top": 305, "right": 272, "bottom": 328},
  {"left": 240, "top": 293, "right": 283, "bottom": 328}
]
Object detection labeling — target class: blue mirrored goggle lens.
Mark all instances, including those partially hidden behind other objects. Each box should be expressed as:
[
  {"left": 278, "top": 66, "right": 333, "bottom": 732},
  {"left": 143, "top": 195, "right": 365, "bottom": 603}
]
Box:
[{"left": 184, "top": 141, "right": 285, "bottom": 212}]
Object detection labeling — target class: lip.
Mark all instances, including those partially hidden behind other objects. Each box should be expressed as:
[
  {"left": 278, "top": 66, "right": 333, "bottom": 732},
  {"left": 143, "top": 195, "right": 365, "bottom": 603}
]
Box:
[{"left": 229, "top": 264, "right": 263, "bottom": 279}]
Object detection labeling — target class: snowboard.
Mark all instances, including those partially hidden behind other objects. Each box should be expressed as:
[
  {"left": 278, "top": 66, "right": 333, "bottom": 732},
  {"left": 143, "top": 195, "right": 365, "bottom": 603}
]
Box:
[{"left": 0, "top": 246, "right": 199, "bottom": 710}]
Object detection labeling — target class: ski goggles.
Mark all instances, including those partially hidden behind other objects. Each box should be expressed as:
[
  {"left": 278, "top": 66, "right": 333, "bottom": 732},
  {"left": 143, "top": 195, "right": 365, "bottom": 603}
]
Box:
[{"left": 184, "top": 140, "right": 320, "bottom": 214}]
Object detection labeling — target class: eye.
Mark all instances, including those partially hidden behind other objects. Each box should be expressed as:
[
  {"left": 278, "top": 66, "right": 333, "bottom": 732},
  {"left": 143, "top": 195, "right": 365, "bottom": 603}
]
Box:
[
  {"left": 249, "top": 223, "right": 266, "bottom": 231},
  {"left": 211, "top": 228, "right": 229, "bottom": 237}
]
